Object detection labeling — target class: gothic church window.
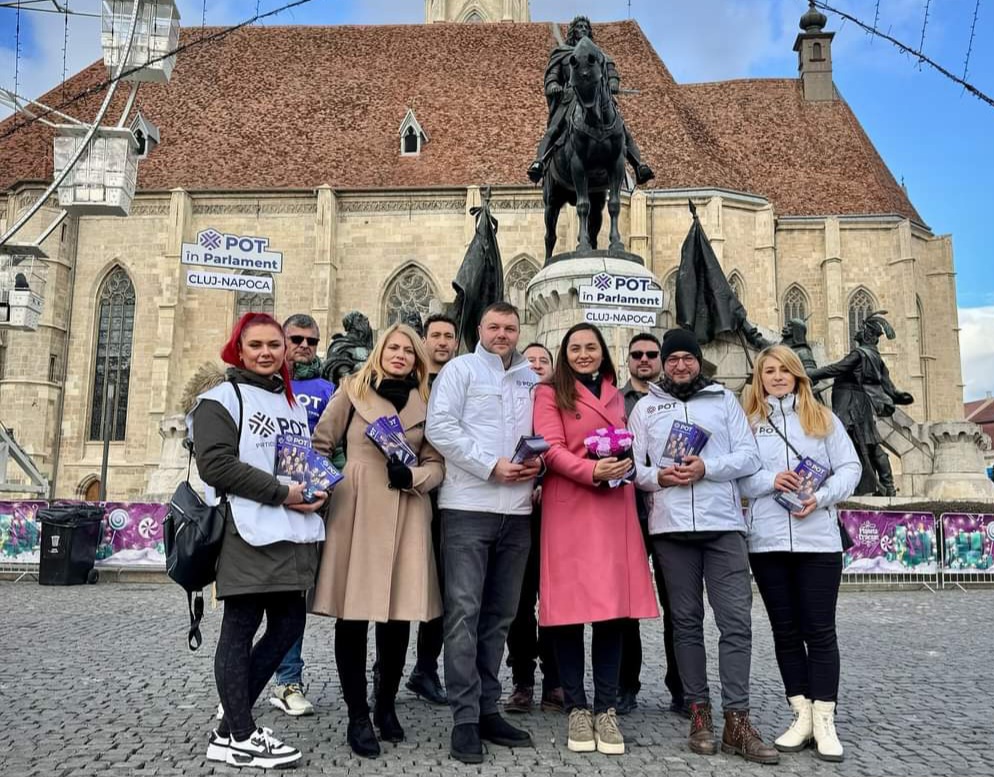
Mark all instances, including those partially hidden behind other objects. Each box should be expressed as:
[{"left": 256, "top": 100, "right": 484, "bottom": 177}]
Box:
[
  {"left": 234, "top": 272, "right": 274, "bottom": 321},
  {"left": 505, "top": 257, "right": 539, "bottom": 324},
  {"left": 782, "top": 284, "right": 809, "bottom": 324},
  {"left": 89, "top": 266, "right": 135, "bottom": 442},
  {"left": 728, "top": 272, "right": 745, "bottom": 304},
  {"left": 404, "top": 127, "right": 419, "bottom": 154},
  {"left": 847, "top": 287, "right": 876, "bottom": 346},
  {"left": 384, "top": 264, "right": 437, "bottom": 327}
]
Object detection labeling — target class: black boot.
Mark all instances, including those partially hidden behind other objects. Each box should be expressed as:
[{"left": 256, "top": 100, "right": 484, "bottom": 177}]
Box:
[
  {"left": 406, "top": 667, "right": 447, "bottom": 705},
  {"left": 347, "top": 716, "right": 381, "bottom": 758},
  {"left": 479, "top": 712, "right": 534, "bottom": 747},
  {"left": 450, "top": 723, "right": 484, "bottom": 764},
  {"left": 373, "top": 695, "right": 405, "bottom": 743}
]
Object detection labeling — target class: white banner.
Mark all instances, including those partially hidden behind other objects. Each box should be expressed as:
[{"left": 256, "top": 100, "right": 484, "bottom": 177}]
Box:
[
  {"left": 186, "top": 270, "right": 274, "bottom": 294},
  {"left": 582, "top": 307, "right": 657, "bottom": 327},
  {"left": 578, "top": 271, "right": 664, "bottom": 309},
  {"left": 181, "top": 228, "right": 283, "bottom": 273}
]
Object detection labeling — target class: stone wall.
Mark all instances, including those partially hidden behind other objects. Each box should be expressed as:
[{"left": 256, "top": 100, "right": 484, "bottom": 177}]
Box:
[{"left": 0, "top": 185, "right": 968, "bottom": 499}]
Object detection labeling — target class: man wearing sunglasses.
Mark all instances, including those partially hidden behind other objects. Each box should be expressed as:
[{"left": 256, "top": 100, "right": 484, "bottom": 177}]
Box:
[
  {"left": 268, "top": 313, "right": 337, "bottom": 718},
  {"left": 617, "top": 334, "right": 686, "bottom": 719}
]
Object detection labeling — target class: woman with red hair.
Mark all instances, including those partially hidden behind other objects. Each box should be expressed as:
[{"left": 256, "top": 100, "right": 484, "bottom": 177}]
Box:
[{"left": 187, "top": 313, "right": 328, "bottom": 769}]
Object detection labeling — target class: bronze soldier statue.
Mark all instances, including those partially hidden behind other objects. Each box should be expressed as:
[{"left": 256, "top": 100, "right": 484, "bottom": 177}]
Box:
[
  {"left": 527, "top": 15, "right": 653, "bottom": 186},
  {"left": 322, "top": 311, "right": 374, "bottom": 385},
  {"left": 780, "top": 318, "right": 818, "bottom": 373},
  {"left": 808, "top": 312, "right": 914, "bottom": 496}
]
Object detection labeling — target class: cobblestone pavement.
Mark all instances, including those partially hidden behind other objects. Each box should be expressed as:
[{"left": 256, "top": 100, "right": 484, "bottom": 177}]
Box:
[{"left": 0, "top": 583, "right": 990, "bottom": 777}]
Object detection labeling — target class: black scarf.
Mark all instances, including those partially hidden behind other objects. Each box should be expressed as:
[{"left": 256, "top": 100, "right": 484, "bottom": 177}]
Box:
[
  {"left": 292, "top": 357, "right": 323, "bottom": 381},
  {"left": 576, "top": 371, "right": 602, "bottom": 399},
  {"left": 658, "top": 373, "right": 712, "bottom": 402},
  {"left": 375, "top": 376, "right": 418, "bottom": 411}
]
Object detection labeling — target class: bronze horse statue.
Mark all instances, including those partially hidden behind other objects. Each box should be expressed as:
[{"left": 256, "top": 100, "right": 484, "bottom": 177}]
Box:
[{"left": 542, "top": 36, "right": 627, "bottom": 262}]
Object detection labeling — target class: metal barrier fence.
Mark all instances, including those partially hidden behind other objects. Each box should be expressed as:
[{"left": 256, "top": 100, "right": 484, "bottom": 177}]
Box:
[{"left": 840, "top": 510, "right": 941, "bottom": 591}]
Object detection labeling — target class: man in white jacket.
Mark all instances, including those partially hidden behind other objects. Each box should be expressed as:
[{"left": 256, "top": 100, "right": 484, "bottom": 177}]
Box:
[
  {"left": 629, "top": 328, "right": 779, "bottom": 765},
  {"left": 426, "top": 302, "right": 543, "bottom": 764}
]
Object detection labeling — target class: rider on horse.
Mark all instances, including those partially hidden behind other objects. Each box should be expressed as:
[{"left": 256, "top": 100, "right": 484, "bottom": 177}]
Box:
[{"left": 527, "top": 16, "right": 654, "bottom": 186}]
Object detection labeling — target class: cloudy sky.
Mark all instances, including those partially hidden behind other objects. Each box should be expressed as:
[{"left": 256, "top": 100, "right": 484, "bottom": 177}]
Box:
[{"left": 1, "top": 0, "right": 991, "bottom": 400}]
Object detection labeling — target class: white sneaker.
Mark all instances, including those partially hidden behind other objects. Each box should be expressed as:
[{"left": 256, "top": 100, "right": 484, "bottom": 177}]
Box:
[
  {"left": 226, "top": 727, "right": 302, "bottom": 769},
  {"left": 206, "top": 729, "right": 229, "bottom": 762},
  {"left": 269, "top": 683, "right": 315, "bottom": 716}
]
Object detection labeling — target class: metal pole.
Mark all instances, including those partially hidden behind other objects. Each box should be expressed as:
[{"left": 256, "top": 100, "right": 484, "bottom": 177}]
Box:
[
  {"left": 0, "top": 0, "right": 142, "bottom": 249},
  {"left": 98, "top": 381, "right": 114, "bottom": 501}
]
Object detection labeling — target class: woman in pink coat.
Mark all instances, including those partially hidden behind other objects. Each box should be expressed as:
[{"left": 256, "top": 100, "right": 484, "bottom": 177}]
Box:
[{"left": 533, "top": 323, "right": 659, "bottom": 757}]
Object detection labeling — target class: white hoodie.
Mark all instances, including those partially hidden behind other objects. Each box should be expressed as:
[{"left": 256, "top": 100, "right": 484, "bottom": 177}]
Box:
[
  {"left": 740, "top": 394, "right": 861, "bottom": 553},
  {"left": 630, "top": 381, "right": 761, "bottom": 534},
  {"left": 426, "top": 343, "right": 538, "bottom": 515}
]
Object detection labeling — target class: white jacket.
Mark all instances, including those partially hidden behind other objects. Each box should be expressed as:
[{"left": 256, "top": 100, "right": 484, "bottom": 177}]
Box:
[
  {"left": 740, "top": 394, "right": 861, "bottom": 553},
  {"left": 426, "top": 343, "right": 539, "bottom": 515},
  {"left": 630, "top": 382, "right": 761, "bottom": 534}
]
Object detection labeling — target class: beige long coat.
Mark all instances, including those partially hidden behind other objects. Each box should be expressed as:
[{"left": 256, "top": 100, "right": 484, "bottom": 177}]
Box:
[{"left": 310, "top": 381, "right": 444, "bottom": 623}]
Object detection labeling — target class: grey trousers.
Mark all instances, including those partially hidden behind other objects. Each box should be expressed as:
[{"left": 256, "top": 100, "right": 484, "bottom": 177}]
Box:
[
  {"left": 652, "top": 531, "right": 753, "bottom": 710},
  {"left": 441, "top": 509, "right": 531, "bottom": 725}
]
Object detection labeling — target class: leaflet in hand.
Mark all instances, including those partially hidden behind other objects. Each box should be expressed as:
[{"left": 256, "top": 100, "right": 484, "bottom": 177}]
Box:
[
  {"left": 275, "top": 433, "right": 344, "bottom": 502},
  {"left": 365, "top": 416, "right": 418, "bottom": 466},
  {"left": 660, "top": 420, "right": 711, "bottom": 465},
  {"left": 775, "top": 457, "right": 829, "bottom": 512},
  {"left": 511, "top": 434, "right": 550, "bottom": 464}
]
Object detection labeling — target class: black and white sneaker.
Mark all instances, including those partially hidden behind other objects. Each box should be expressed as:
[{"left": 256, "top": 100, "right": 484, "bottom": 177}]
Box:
[
  {"left": 206, "top": 729, "right": 229, "bottom": 762},
  {"left": 226, "top": 727, "right": 301, "bottom": 768}
]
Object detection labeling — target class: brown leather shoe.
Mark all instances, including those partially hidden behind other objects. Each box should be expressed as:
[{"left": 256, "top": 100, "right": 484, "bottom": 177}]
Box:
[
  {"left": 721, "top": 710, "right": 780, "bottom": 764},
  {"left": 688, "top": 702, "right": 718, "bottom": 755},
  {"left": 504, "top": 685, "right": 533, "bottom": 714},
  {"left": 540, "top": 687, "right": 565, "bottom": 713}
]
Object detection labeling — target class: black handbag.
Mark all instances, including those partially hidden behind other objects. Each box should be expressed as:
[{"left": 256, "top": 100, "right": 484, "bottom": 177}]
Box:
[
  {"left": 765, "top": 417, "right": 854, "bottom": 552},
  {"left": 163, "top": 379, "right": 243, "bottom": 650}
]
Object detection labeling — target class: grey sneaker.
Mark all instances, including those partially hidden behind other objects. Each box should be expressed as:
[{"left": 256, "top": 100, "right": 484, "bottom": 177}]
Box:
[
  {"left": 594, "top": 708, "right": 625, "bottom": 755},
  {"left": 567, "top": 708, "right": 595, "bottom": 753},
  {"left": 269, "top": 683, "right": 315, "bottom": 716}
]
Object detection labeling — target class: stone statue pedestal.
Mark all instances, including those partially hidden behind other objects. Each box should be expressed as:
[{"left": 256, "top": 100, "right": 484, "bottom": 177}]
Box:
[
  {"left": 527, "top": 253, "right": 663, "bottom": 369},
  {"left": 144, "top": 414, "right": 204, "bottom": 501},
  {"left": 922, "top": 422, "right": 994, "bottom": 501}
]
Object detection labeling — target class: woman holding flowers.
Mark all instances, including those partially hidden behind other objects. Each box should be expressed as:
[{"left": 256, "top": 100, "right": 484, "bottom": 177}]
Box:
[{"left": 532, "top": 323, "right": 659, "bottom": 756}]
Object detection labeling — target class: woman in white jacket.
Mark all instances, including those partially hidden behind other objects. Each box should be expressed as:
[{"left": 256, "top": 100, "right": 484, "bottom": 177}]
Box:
[{"left": 740, "top": 346, "right": 861, "bottom": 764}]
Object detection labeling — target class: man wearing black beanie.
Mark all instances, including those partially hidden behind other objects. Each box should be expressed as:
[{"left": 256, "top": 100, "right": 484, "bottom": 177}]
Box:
[{"left": 628, "top": 329, "right": 778, "bottom": 765}]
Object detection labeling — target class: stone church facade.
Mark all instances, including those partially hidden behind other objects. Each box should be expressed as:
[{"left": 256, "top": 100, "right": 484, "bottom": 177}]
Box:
[{"left": 0, "top": 3, "right": 963, "bottom": 499}]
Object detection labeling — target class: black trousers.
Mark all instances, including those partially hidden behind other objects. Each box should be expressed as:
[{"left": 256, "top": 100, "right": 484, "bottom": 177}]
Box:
[
  {"left": 550, "top": 619, "right": 624, "bottom": 714},
  {"left": 215, "top": 591, "right": 307, "bottom": 741},
  {"left": 336, "top": 619, "right": 411, "bottom": 719},
  {"left": 618, "top": 519, "right": 682, "bottom": 701},
  {"left": 505, "top": 507, "right": 560, "bottom": 690},
  {"left": 414, "top": 496, "right": 444, "bottom": 674},
  {"left": 750, "top": 551, "right": 843, "bottom": 702}
]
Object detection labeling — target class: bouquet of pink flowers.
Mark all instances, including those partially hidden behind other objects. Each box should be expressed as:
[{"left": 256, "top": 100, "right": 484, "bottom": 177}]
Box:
[{"left": 583, "top": 426, "right": 636, "bottom": 488}]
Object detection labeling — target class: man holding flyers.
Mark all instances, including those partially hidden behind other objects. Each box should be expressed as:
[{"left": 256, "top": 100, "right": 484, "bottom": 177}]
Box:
[
  {"left": 426, "top": 302, "right": 542, "bottom": 764},
  {"left": 629, "top": 329, "right": 778, "bottom": 765}
]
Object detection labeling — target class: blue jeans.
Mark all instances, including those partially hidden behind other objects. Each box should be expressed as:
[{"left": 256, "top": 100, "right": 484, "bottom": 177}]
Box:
[
  {"left": 441, "top": 509, "right": 531, "bottom": 725},
  {"left": 274, "top": 635, "right": 304, "bottom": 686}
]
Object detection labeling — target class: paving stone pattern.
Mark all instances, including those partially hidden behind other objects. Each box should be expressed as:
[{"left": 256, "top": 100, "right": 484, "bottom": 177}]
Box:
[{"left": 0, "top": 584, "right": 989, "bottom": 777}]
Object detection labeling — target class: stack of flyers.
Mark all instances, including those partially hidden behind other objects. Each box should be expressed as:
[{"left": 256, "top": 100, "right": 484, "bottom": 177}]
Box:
[
  {"left": 774, "top": 457, "right": 830, "bottom": 512},
  {"left": 275, "top": 434, "right": 344, "bottom": 502},
  {"left": 660, "top": 420, "right": 711, "bottom": 465},
  {"left": 365, "top": 415, "right": 418, "bottom": 466},
  {"left": 511, "top": 434, "right": 550, "bottom": 464}
]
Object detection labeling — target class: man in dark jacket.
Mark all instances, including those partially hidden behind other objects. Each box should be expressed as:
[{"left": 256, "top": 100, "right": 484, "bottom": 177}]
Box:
[{"left": 616, "top": 333, "right": 685, "bottom": 717}]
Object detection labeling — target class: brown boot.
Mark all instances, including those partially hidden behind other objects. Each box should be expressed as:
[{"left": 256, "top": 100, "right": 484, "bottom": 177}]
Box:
[
  {"left": 721, "top": 710, "right": 780, "bottom": 764},
  {"left": 687, "top": 702, "right": 718, "bottom": 755}
]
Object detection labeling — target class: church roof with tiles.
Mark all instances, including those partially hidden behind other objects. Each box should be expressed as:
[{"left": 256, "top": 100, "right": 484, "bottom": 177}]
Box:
[{"left": 0, "top": 20, "right": 921, "bottom": 222}]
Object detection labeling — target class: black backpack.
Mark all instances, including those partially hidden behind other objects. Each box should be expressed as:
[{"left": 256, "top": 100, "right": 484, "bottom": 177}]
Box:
[{"left": 164, "top": 379, "right": 243, "bottom": 650}]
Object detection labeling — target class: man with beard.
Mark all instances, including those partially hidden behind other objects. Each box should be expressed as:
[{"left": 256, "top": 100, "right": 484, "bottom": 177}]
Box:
[
  {"left": 616, "top": 334, "right": 685, "bottom": 718},
  {"left": 629, "top": 329, "right": 778, "bottom": 765},
  {"left": 267, "top": 313, "right": 336, "bottom": 718},
  {"left": 403, "top": 313, "right": 460, "bottom": 705}
]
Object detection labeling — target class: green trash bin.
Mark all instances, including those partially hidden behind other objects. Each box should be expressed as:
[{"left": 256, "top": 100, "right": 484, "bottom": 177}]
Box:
[{"left": 37, "top": 505, "right": 105, "bottom": 586}]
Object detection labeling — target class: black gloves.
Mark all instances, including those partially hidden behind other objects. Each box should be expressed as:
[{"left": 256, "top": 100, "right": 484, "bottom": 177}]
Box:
[{"left": 386, "top": 455, "right": 414, "bottom": 490}]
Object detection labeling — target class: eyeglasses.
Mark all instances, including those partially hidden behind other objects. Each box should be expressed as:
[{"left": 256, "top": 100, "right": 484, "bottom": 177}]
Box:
[
  {"left": 665, "top": 355, "right": 698, "bottom": 366},
  {"left": 289, "top": 335, "right": 320, "bottom": 346},
  {"left": 629, "top": 350, "right": 660, "bottom": 361}
]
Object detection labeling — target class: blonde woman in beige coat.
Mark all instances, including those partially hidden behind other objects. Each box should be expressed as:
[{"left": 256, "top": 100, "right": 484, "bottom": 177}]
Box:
[{"left": 311, "top": 323, "right": 444, "bottom": 758}]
